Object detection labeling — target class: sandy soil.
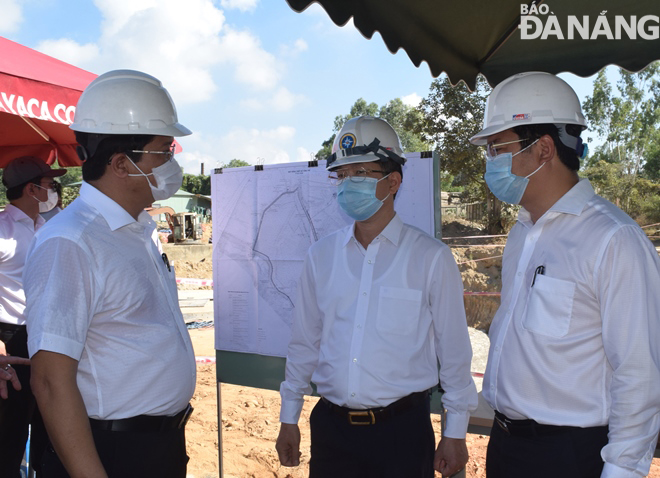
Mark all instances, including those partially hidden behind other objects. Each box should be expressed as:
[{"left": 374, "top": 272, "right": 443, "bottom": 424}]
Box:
[
  {"left": 182, "top": 218, "right": 660, "bottom": 477},
  {"left": 186, "top": 328, "right": 660, "bottom": 478}
]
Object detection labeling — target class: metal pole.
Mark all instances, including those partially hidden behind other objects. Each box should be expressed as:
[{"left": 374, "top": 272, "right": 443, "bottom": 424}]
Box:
[{"left": 217, "top": 381, "right": 224, "bottom": 478}]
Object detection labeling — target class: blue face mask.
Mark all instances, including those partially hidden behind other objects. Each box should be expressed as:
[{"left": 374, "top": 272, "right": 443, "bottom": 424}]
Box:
[
  {"left": 484, "top": 140, "right": 542, "bottom": 204},
  {"left": 337, "top": 174, "right": 390, "bottom": 221}
]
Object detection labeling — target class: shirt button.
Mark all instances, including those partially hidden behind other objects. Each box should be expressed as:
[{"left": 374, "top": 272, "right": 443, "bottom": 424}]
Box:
[
  {"left": 368, "top": 260, "right": 372, "bottom": 264},
  {"left": 517, "top": 272, "right": 522, "bottom": 277},
  {"left": 357, "top": 324, "right": 361, "bottom": 329},
  {"left": 363, "top": 292, "right": 367, "bottom": 296},
  {"left": 351, "top": 393, "right": 355, "bottom": 397},
  {"left": 353, "top": 358, "right": 357, "bottom": 363}
]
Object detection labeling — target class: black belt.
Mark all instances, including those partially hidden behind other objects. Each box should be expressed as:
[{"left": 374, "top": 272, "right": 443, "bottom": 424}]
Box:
[
  {"left": 321, "top": 391, "right": 429, "bottom": 425},
  {"left": 494, "top": 410, "right": 607, "bottom": 438},
  {"left": 0, "top": 323, "right": 25, "bottom": 333},
  {"left": 89, "top": 404, "right": 193, "bottom": 432}
]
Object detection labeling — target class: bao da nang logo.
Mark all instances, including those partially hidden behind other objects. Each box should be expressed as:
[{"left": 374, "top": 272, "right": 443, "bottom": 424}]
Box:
[{"left": 519, "top": 2, "right": 659, "bottom": 40}]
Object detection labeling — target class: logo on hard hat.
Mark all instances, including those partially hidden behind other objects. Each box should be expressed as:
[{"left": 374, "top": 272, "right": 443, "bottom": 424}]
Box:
[
  {"left": 512, "top": 113, "right": 530, "bottom": 121},
  {"left": 340, "top": 133, "right": 357, "bottom": 149}
]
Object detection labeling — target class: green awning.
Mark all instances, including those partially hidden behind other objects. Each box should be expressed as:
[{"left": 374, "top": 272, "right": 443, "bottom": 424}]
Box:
[{"left": 286, "top": 0, "right": 660, "bottom": 88}]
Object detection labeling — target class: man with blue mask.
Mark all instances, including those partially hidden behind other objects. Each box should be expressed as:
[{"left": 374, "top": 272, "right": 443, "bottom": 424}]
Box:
[
  {"left": 23, "top": 70, "right": 196, "bottom": 478},
  {"left": 276, "top": 116, "right": 477, "bottom": 478},
  {"left": 470, "top": 72, "right": 660, "bottom": 477}
]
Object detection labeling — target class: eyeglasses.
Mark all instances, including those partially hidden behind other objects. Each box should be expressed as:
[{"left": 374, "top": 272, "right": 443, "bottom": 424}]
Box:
[
  {"left": 485, "top": 138, "right": 530, "bottom": 159},
  {"left": 328, "top": 168, "right": 387, "bottom": 185},
  {"left": 130, "top": 144, "right": 176, "bottom": 162},
  {"left": 36, "top": 180, "right": 56, "bottom": 190}
]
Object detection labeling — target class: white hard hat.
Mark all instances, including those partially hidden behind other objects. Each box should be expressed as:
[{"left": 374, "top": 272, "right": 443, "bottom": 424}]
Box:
[
  {"left": 326, "top": 116, "right": 406, "bottom": 171},
  {"left": 470, "top": 72, "right": 587, "bottom": 145},
  {"left": 70, "top": 69, "right": 191, "bottom": 137}
]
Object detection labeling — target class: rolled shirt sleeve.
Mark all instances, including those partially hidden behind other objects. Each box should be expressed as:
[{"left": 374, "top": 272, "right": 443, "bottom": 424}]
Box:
[
  {"left": 598, "top": 226, "right": 660, "bottom": 477},
  {"left": 279, "top": 254, "right": 321, "bottom": 424},
  {"left": 430, "top": 247, "right": 479, "bottom": 438}
]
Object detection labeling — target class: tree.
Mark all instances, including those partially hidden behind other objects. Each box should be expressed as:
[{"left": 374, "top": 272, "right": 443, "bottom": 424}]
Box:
[
  {"left": 415, "top": 75, "right": 507, "bottom": 233},
  {"left": 582, "top": 63, "right": 660, "bottom": 176},
  {"left": 222, "top": 159, "right": 250, "bottom": 168},
  {"left": 60, "top": 166, "right": 83, "bottom": 207},
  {"left": 315, "top": 97, "right": 430, "bottom": 160}
]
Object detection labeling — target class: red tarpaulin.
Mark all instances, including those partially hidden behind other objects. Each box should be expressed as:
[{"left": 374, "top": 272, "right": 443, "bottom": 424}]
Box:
[{"left": 0, "top": 36, "right": 97, "bottom": 167}]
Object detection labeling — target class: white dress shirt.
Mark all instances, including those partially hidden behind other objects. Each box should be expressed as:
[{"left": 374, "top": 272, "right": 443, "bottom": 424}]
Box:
[
  {"left": 24, "top": 182, "right": 196, "bottom": 419},
  {"left": 484, "top": 179, "right": 660, "bottom": 477},
  {"left": 280, "top": 214, "right": 478, "bottom": 438},
  {"left": 0, "top": 204, "right": 44, "bottom": 325}
]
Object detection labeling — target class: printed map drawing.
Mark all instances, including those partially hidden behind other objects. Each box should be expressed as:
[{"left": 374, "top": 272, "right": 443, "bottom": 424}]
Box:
[{"left": 213, "top": 156, "right": 434, "bottom": 357}]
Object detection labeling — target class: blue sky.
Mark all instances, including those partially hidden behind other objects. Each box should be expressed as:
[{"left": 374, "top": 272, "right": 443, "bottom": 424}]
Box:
[{"left": 1, "top": 0, "right": 612, "bottom": 174}]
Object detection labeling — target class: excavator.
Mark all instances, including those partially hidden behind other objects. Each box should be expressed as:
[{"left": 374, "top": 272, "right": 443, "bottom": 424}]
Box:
[{"left": 147, "top": 206, "right": 203, "bottom": 244}]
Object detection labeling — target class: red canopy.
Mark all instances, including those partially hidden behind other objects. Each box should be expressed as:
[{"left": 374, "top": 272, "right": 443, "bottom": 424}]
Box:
[{"left": 0, "top": 37, "right": 97, "bottom": 167}]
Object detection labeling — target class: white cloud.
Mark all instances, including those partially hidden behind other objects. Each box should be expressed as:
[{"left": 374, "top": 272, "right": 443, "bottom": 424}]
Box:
[
  {"left": 271, "top": 87, "right": 306, "bottom": 112},
  {"left": 401, "top": 93, "right": 422, "bottom": 107},
  {"left": 0, "top": 0, "right": 22, "bottom": 33},
  {"left": 216, "top": 28, "right": 280, "bottom": 91},
  {"left": 220, "top": 0, "right": 258, "bottom": 12},
  {"left": 241, "top": 87, "right": 306, "bottom": 112},
  {"left": 239, "top": 98, "right": 263, "bottom": 110},
  {"left": 296, "top": 147, "right": 314, "bottom": 162},
  {"left": 177, "top": 125, "right": 298, "bottom": 173},
  {"left": 90, "top": 0, "right": 225, "bottom": 104},
  {"left": 36, "top": 39, "right": 100, "bottom": 66},
  {"left": 280, "top": 38, "right": 308, "bottom": 58}
]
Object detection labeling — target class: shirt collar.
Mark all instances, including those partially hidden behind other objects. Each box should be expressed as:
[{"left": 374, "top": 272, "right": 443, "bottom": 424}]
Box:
[
  {"left": 5, "top": 203, "right": 45, "bottom": 229},
  {"left": 79, "top": 182, "right": 153, "bottom": 232},
  {"left": 519, "top": 178, "right": 595, "bottom": 225},
  {"left": 342, "top": 213, "right": 404, "bottom": 247}
]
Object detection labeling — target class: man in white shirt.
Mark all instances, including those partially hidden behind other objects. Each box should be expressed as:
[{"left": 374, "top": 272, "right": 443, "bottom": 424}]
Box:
[
  {"left": 0, "top": 155, "right": 65, "bottom": 478},
  {"left": 24, "top": 70, "right": 196, "bottom": 478},
  {"left": 276, "top": 116, "right": 477, "bottom": 478},
  {"left": 470, "top": 72, "right": 660, "bottom": 477}
]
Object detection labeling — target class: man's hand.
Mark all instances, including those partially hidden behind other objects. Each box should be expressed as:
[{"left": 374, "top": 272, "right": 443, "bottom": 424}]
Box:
[
  {"left": 434, "top": 437, "right": 468, "bottom": 477},
  {"left": 275, "top": 422, "right": 301, "bottom": 467},
  {"left": 0, "top": 353, "right": 31, "bottom": 399}
]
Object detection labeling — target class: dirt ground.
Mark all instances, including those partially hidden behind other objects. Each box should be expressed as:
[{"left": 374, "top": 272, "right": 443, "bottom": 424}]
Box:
[
  {"left": 186, "top": 328, "right": 660, "bottom": 478},
  {"left": 181, "top": 218, "right": 660, "bottom": 477}
]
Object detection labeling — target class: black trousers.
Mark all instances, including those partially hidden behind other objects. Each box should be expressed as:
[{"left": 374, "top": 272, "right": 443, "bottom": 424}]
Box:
[
  {"left": 0, "top": 325, "right": 48, "bottom": 478},
  {"left": 40, "top": 426, "right": 189, "bottom": 478},
  {"left": 309, "top": 396, "right": 435, "bottom": 478},
  {"left": 486, "top": 417, "right": 609, "bottom": 478}
]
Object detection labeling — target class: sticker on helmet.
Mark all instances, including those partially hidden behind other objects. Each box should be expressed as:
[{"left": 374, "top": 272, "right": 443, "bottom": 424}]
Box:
[
  {"left": 340, "top": 133, "right": 356, "bottom": 149},
  {"left": 512, "top": 113, "right": 530, "bottom": 121}
]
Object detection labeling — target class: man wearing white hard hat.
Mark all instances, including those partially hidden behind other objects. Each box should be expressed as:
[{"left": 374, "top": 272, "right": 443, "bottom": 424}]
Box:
[
  {"left": 470, "top": 72, "right": 660, "bottom": 477},
  {"left": 276, "top": 116, "right": 477, "bottom": 478},
  {"left": 24, "top": 70, "right": 196, "bottom": 478}
]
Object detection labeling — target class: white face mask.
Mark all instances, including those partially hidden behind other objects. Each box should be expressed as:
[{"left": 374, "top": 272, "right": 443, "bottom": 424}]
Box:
[
  {"left": 32, "top": 185, "right": 59, "bottom": 213},
  {"left": 127, "top": 156, "right": 183, "bottom": 201}
]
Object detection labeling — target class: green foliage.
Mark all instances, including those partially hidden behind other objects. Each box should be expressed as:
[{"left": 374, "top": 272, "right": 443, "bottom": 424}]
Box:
[
  {"left": 182, "top": 173, "right": 211, "bottom": 196},
  {"left": 315, "top": 97, "right": 431, "bottom": 160},
  {"left": 416, "top": 75, "right": 506, "bottom": 233},
  {"left": 221, "top": 159, "right": 250, "bottom": 168},
  {"left": 583, "top": 160, "right": 660, "bottom": 222},
  {"left": 60, "top": 166, "right": 82, "bottom": 207},
  {"left": 582, "top": 63, "right": 660, "bottom": 223},
  {"left": 582, "top": 63, "right": 660, "bottom": 176}
]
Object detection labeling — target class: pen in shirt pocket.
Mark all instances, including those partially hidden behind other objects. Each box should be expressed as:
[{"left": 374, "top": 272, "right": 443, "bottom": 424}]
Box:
[{"left": 531, "top": 265, "right": 545, "bottom": 287}]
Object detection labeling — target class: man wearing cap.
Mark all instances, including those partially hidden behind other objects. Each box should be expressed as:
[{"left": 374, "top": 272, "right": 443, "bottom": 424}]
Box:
[
  {"left": 469, "top": 72, "right": 660, "bottom": 477},
  {"left": 276, "top": 116, "right": 477, "bottom": 478},
  {"left": 0, "top": 155, "right": 65, "bottom": 477},
  {"left": 24, "top": 70, "right": 196, "bottom": 478}
]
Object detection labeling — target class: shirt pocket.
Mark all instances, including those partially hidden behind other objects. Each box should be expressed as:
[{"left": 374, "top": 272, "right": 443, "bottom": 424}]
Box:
[
  {"left": 523, "top": 274, "right": 575, "bottom": 338},
  {"left": 376, "top": 286, "right": 423, "bottom": 336}
]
